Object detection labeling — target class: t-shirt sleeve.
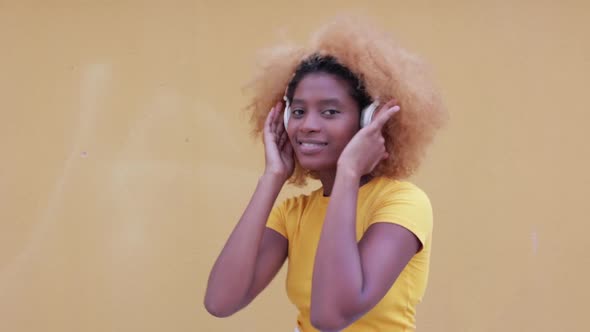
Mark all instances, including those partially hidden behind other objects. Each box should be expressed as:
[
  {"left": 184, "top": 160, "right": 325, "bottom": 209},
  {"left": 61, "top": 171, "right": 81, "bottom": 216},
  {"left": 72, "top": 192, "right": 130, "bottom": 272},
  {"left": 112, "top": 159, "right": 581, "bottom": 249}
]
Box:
[
  {"left": 266, "top": 199, "right": 288, "bottom": 239},
  {"left": 367, "top": 184, "right": 433, "bottom": 248}
]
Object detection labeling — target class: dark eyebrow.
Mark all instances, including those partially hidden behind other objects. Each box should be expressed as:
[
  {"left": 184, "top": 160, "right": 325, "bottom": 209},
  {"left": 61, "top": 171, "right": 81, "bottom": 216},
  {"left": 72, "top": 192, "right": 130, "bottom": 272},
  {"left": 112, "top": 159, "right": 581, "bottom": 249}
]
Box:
[
  {"left": 319, "top": 98, "right": 342, "bottom": 106},
  {"left": 291, "top": 98, "right": 343, "bottom": 106}
]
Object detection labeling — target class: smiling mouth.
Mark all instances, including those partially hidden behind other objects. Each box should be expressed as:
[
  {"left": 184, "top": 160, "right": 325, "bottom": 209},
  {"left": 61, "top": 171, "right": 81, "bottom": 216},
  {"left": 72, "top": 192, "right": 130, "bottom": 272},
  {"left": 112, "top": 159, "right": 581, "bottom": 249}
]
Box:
[
  {"left": 298, "top": 141, "right": 328, "bottom": 147},
  {"left": 296, "top": 140, "right": 328, "bottom": 154}
]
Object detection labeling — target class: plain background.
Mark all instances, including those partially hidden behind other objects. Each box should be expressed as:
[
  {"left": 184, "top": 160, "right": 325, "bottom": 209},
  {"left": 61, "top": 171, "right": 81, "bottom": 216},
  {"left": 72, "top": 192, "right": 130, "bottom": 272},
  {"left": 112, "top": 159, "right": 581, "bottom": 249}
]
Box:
[{"left": 1, "top": 1, "right": 589, "bottom": 331}]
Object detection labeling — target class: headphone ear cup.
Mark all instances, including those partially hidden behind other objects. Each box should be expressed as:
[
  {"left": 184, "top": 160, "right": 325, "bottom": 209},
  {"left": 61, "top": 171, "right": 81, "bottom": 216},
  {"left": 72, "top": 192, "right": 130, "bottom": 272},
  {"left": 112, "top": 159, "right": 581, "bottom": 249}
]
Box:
[
  {"left": 283, "top": 95, "right": 291, "bottom": 128},
  {"left": 360, "top": 102, "right": 379, "bottom": 128},
  {"left": 283, "top": 105, "right": 290, "bottom": 128}
]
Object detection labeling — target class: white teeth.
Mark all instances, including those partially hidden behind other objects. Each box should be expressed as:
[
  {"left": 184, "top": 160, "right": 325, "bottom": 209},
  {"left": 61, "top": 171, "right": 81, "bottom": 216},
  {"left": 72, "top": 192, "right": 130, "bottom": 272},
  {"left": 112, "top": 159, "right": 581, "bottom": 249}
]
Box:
[{"left": 300, "top": 142, "right": 325, "bottom": 147}]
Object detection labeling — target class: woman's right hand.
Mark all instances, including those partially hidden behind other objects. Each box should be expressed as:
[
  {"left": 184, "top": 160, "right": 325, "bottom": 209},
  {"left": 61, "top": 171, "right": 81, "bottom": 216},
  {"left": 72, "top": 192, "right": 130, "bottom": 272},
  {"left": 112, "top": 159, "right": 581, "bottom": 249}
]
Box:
[{"left": 263, "top": 102, "right": 294, "bottom": 182}]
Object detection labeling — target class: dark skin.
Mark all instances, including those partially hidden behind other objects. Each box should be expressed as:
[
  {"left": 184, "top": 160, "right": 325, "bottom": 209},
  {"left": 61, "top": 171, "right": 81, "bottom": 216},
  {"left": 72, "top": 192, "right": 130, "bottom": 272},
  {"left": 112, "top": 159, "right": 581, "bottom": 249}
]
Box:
[{"left": 204, "top": 73, "right": 420, "bottom": 331}]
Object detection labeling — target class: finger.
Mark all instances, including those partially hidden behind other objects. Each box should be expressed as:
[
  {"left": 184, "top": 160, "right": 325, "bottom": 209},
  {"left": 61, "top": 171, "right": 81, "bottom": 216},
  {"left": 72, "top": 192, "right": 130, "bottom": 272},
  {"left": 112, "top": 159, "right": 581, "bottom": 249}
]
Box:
[
  {"left": 371, "top": 105, "right": 400, "bottom": 129},
  {"left": 265, "top": 106, "right": 275, "bottom": 132},
  {"left": 276, "top": 107, "right": 285, "bottom": 137},
  {"left": 375, "top": 99, "right": 397, "bottom": 114},
  {"left": 264, "top": 111, "right": 278, "bottom": 146},
  {"left": 381, "top": 99, "right": 398, "bottom": 111},
  {"left": 272, "top": 101, "right": 283, "bottom": 134},
  {"left": 367, "top": 99, "right": 397, "bottom": 128},
  {"left": 269, "top": 105, "right": 278, "bottom": 135},
  {"left": 277, "top": 120, "right": 285, "bottom": 137},
  {"left": 278, "top": 130, "right": 288, "bottom": 150}
]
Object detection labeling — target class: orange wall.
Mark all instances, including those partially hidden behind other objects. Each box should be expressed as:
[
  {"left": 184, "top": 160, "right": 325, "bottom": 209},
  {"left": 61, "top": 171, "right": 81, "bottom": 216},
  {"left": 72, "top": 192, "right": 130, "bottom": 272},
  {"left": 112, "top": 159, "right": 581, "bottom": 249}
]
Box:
[{"left": 1, "top": 1, "right": 589, "bottom": 331}]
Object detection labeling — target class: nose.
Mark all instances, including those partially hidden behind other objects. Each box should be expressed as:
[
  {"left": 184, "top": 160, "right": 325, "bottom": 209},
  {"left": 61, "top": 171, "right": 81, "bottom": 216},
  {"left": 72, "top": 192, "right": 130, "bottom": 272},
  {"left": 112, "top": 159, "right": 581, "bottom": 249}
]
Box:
[{"left": 299, "top": 111, "right": 321, "bottom": 133}]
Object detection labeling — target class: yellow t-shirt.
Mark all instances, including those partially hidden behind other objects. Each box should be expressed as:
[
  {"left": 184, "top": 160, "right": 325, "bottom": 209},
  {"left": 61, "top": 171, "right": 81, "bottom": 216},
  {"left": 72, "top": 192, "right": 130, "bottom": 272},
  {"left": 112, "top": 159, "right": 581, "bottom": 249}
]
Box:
[{"left": 266, "top": 177, "right": 433, "bottom": 332}]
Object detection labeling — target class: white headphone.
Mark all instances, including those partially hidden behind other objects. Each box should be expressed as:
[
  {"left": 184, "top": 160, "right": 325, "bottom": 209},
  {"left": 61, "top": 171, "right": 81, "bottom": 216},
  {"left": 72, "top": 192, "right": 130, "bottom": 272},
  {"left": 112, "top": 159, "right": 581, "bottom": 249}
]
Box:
[{"left": 283, "top": 94, "right": 379, "bottom": 128}]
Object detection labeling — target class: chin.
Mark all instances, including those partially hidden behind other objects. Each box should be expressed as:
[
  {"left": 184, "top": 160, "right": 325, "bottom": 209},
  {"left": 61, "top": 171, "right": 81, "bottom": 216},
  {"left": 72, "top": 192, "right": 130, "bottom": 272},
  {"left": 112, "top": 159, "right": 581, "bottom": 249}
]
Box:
[{"left": 297, "top": 156, "right": 337, "bottom": 173}]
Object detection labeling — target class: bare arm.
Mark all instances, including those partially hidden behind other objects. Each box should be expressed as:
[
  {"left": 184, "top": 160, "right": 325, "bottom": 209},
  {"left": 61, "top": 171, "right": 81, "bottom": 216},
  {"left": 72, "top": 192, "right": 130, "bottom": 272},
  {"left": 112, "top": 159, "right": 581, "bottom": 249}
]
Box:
[
  {"left": 311, "top": 101, "right": 421, "bottom": 330},
  {"left": 310, "top": 170, "right": 420, "bottom": 330},
  {"left": 204, "top": 174, "right": 288, "bottom": 317},
  {"left": 204, "top": 102, "right": 293, "bottom": 317}
]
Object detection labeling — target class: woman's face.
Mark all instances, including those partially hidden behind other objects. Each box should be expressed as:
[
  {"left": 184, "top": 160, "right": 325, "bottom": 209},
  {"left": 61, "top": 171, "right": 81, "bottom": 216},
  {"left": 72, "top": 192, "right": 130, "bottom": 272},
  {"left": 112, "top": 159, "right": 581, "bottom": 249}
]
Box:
[{"left": 286, "top": 73, "right": 361, "bottom": 172}]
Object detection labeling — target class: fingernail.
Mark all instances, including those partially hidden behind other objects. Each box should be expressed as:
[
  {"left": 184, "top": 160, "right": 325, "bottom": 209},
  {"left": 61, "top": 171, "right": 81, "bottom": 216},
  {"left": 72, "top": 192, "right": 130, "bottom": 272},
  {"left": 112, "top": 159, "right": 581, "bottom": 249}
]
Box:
[{"left": 392, "top": 106, "right": 400, "bottom": 112}]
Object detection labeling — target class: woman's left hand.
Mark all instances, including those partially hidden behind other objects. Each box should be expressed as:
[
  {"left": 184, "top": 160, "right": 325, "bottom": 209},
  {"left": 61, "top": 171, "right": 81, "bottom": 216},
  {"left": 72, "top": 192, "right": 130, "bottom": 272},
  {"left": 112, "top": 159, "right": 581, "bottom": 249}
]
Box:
[{"left": 337, "top": 99, "right": 400, "bottom": 177}]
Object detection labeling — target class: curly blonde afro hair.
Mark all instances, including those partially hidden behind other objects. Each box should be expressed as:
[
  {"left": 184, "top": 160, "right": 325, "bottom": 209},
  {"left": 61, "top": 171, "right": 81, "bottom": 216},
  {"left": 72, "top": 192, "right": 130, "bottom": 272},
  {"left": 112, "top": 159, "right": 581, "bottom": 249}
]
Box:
[{"left": 245, "top": 16, "right": 448, "bottom": 186}]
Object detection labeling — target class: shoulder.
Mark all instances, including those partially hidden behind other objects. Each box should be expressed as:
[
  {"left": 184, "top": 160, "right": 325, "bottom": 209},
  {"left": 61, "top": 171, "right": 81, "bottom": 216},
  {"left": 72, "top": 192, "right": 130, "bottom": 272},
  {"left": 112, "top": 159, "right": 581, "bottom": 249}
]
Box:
[
  {"left": 363, "top": 178, "right": 433, "bottom": 244},
  {"left": 370, "top": 178, "right": 431, "bottom": 206}
]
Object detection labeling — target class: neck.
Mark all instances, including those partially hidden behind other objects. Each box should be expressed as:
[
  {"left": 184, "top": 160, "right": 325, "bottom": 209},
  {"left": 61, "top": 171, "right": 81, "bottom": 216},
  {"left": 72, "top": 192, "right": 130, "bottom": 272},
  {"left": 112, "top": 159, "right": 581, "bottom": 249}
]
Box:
[{"left": 318, "top": 169, "right": 373, "bottom": 196}]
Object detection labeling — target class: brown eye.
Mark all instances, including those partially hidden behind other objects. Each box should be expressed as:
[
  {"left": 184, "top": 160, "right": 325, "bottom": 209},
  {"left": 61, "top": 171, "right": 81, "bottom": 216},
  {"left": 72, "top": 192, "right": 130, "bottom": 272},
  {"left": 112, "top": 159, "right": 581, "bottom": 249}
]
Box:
[
  {"left": 322, "top": 109, "right": 340, "bottom": 116},
  {"left": 292, "top": 109, "right": 305, "bottom": 118}
]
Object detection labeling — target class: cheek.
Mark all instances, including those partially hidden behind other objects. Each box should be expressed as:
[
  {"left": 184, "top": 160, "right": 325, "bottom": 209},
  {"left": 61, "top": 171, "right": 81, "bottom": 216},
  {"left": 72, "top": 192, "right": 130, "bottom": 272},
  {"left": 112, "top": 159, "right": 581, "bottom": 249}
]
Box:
[
  {"left": 286, "top": 127, "right": 296, "bottom": 143},
  {"left": 332, "top": 125, "right": 359, "bottom": 149}
]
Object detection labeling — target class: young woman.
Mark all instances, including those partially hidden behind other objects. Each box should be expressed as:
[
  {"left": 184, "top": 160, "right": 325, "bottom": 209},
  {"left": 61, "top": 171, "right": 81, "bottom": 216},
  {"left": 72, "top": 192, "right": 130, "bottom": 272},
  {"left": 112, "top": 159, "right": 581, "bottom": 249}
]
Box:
[{"left": 205, "top": 17, "right": 447, "bottom": 332}]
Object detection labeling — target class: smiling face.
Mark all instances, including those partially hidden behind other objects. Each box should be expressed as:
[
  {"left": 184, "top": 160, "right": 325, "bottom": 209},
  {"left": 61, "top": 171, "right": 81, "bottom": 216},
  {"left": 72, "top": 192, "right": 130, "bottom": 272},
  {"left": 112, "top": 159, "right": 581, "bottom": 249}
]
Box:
[{"left": 286, "top": 73, "right": 362, "bottom": 172}]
